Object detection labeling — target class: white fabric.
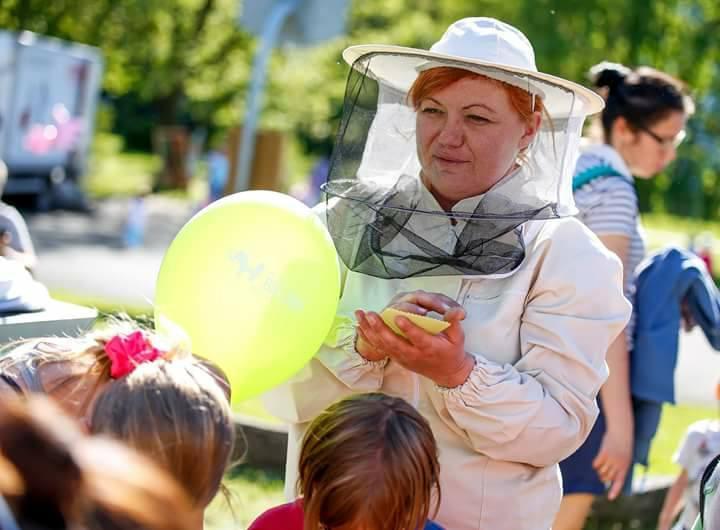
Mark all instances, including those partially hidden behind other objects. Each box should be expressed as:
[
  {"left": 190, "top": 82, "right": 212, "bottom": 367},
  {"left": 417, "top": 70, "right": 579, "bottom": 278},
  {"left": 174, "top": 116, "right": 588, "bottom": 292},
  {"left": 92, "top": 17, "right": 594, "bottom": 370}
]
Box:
[
  {"left": 432, "top": 18, "right": 537, "bottom": 71},
  {"left": 342, "top": 18, "right": 605, "bottom": 115},
  {"left": 263, "top": 206, "right": 631, "bottom": 530},
  {"left": 0, "top": 257, "right": 48, "bottom": 313}
]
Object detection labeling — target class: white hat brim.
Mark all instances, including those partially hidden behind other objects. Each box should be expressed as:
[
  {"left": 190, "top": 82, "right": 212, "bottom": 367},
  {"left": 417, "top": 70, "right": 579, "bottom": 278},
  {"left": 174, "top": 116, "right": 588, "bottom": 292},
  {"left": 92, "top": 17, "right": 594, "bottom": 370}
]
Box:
[{"left": 343, "top": 44, "right": 605, "bottom": 116}]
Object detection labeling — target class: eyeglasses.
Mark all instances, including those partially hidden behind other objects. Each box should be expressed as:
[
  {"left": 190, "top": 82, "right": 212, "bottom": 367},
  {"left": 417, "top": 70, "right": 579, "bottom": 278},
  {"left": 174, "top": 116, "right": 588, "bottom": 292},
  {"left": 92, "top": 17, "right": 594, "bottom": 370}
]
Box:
[{"left": 637, "top": 125, "right": 687, "bottom": 149}]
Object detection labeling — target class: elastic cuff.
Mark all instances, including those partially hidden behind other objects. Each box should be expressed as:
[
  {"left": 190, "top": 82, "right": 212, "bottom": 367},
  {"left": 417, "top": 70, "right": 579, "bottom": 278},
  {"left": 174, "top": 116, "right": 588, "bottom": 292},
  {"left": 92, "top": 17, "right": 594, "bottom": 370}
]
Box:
[
  {"left": 357, "top": 354, "right": 390, "bottom": 368},
  {"left": 434, "top": 356, "right": 478, "bottom": 394},
  {"left": 340, "top": 331, "right": 389, "bottom": 368}
]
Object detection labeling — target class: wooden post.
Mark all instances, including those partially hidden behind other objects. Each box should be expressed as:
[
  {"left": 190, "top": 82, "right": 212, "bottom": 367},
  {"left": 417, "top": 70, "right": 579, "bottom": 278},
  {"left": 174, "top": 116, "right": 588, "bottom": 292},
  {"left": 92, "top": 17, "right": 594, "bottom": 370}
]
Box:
[{"left": 224, "top": 127, "right": 286, "bottom": 196}]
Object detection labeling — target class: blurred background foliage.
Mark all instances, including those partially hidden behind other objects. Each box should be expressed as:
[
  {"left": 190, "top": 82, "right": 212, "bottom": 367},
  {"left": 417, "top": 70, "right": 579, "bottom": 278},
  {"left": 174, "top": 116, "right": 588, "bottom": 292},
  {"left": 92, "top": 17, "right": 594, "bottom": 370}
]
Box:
[{"left": 0, "top": 0, "right": 718, "bottom": 219}]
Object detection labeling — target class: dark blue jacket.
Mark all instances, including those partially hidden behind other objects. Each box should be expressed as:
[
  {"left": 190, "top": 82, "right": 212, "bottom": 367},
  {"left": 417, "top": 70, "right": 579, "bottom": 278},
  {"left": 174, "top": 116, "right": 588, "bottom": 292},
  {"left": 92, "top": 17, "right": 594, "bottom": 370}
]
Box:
[
  {"left": 630, "top": 247, "right": 720, "bottom": 468},
  {"left": 632, "top": 246, "right": 720, "bottom": 405}
]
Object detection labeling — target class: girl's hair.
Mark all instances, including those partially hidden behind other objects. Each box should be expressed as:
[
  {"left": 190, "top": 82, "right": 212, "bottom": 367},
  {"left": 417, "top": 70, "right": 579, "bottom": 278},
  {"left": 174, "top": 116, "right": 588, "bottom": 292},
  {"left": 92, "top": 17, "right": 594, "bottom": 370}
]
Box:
[
  {"left": 408, "top": 66, "right": 546, "bottom": 127},
  {"left": 0, "top": 395, "right": 196, "bottom": 530},
  {"left": 589, "top": 61, "right": 695, "bottom": 142},
  {"left": 298, "top": 393, "right": 441, "bottom": 530},
  {"left": 89, "top": 358, "right": 235, "bottom": 508},
  {"left": 0, "top": 319, "right": 235, "bottom": 509}
]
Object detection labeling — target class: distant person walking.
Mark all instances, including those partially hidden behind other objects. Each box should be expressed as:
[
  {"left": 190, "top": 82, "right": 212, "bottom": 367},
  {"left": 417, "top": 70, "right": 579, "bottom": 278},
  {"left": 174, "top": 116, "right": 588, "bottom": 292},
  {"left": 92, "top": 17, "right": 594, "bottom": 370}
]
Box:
[{"left": 207, "top": 146, "right": 230, "bottom": 204}]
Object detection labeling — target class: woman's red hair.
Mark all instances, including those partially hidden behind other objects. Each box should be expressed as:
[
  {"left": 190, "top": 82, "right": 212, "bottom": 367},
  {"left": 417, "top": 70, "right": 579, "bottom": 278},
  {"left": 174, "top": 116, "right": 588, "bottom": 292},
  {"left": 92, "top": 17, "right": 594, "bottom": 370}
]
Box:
[{"left": 408, "top": 67, "right": 544, "bottom": 126}]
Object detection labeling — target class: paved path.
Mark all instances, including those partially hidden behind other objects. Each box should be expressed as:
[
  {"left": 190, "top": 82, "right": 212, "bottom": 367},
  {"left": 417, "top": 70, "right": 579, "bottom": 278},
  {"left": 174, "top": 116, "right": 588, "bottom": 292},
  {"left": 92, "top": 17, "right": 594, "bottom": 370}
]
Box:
[
  {"left": 28, "top": 196, "right": 192, "bottom": 308},
  {"left": 675, "top": 327, "right": 720, "bottom": 407}
]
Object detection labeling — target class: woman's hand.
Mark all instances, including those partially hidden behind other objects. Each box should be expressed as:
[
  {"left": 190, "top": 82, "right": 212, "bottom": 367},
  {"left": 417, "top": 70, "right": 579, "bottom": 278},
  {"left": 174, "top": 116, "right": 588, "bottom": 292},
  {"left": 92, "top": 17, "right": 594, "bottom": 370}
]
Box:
[
  {"left": 354, "top": 324, "right": 389, "bottom": 362},
  {"left": 355, "top": 291, "right": 475, "bottom": 387},
  {"left": 592, "top": 428, "right": 633, "bottom": 500}
]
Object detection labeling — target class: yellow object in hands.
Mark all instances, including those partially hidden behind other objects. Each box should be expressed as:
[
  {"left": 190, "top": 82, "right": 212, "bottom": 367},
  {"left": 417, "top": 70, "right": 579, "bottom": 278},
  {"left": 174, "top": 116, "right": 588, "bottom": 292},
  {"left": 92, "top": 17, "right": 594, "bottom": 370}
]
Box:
[{"left": 380, "top": 307, "right": 451, "bottom": 338}]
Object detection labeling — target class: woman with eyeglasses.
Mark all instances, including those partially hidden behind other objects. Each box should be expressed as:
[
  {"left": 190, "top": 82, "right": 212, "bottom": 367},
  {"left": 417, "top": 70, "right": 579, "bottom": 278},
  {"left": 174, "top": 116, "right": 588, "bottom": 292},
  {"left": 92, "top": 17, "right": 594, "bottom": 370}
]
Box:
[{"left": 554, "top": 62, "right": 695, "bottom": 530}]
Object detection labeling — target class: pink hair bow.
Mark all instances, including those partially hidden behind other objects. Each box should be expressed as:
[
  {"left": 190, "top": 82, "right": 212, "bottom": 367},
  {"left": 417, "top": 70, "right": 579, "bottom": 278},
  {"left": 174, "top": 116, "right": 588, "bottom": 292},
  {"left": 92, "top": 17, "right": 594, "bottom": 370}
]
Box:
[{"left": 105, "top": 330, "right": 162, "bottom": 378}]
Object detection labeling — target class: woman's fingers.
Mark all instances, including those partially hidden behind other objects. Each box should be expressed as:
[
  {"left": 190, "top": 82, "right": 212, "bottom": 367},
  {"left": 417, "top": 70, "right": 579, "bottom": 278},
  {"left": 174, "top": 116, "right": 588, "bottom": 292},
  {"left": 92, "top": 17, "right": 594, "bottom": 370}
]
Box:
[
  {"left": 365, "top": 312, "right": 411, "bottom": 351},
  {"left": 413, "top": 291, "right": 463, "bottom": 314},
  {"left": 392, "top": 302, "right": 429, "bottom": 315},
  {"left": 389, "top": 291, "right": 463, "bottom": 315},
  {"left": 395, "top": 316, "right": 434, "bottom": 348},
  {"left": 444, "top": 306, "right": 467, "bottom": 322}
]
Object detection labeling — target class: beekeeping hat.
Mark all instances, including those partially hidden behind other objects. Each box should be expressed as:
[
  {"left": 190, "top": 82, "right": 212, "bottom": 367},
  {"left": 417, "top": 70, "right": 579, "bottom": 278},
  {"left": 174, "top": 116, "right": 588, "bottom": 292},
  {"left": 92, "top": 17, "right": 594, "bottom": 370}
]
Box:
[{"left": 323, "top": 18, "right": 603, "bottom": 279}]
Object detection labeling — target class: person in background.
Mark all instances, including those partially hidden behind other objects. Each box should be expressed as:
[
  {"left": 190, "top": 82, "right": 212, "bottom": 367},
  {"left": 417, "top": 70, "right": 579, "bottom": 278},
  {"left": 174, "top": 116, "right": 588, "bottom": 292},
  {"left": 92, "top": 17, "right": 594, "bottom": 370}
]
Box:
[
  {"left": 0, "top": 159, "right": 37, "bottom": 271},
  {"left": 250, "top": 393, "right": 444, "bottom": 530},
  {"left": 687, "top": 453, "right": 720, "bottom": 530},
  {"left": 657, "top": 383, "right": 720, "bottom": 530},
  {"left": 556, "top": 62, "right": 695, "bottom": 530},
  {"left": 206, "top": 144, "right": 229, "bottom": 204},
  {"left": 123, "top": 188, "right": 150, "bottom": 248}
]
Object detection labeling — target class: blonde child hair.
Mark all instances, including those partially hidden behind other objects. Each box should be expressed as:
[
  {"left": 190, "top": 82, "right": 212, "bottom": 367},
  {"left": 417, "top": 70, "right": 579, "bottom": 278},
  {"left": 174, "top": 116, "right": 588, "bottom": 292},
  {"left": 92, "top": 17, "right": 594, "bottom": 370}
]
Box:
[
  {"left": 0, "top": 318, "right": 235, "bottom": 509},
  {"left": 90, "top": 357, "right": 234, "bottom": 507}
]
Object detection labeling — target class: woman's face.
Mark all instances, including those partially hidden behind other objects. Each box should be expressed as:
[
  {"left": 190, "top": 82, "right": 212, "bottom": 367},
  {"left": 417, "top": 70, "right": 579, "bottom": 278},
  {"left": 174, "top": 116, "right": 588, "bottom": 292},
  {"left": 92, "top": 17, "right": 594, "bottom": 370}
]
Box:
[
  {"left": 415, "top": 75, "right": 540, "bottom": 209},
  {"left": 613, "top": 110, "right": 687, "bottom": 178}
]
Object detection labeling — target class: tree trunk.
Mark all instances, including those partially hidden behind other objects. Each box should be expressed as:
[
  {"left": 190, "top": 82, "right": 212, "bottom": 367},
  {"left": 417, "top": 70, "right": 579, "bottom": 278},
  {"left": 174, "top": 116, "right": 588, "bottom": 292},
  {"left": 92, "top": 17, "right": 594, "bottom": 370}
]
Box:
[
  {"left": 156, "top": 87, "right": 184, "bottom": 126},
  {"left": 152, "top": 86, "right": 190, "bottom": 190}
]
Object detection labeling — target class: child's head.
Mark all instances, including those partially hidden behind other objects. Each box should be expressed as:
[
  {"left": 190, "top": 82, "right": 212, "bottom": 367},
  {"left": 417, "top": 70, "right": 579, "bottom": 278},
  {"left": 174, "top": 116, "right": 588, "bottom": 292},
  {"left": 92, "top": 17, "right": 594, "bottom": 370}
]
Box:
[
  {"left": 298, "top": 392, "right": 441, "bottom": 530},
  {"left": 90, "top": 357, "right": 235, "bottom": 508},
  {"left": 0, "top": 394, "right": 196, "bottom": 530},
  {"left": 1, "top": 319, "right": 235, "bottom": 509}
]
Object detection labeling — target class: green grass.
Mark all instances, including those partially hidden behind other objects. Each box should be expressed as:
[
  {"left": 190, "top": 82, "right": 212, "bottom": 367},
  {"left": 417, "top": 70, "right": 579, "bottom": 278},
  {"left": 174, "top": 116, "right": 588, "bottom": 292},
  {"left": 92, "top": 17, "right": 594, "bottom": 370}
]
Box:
[
  {"left": 49, "top": 290, "right": 153, "bottom": 320},
  {"left": 205, "top": 468, "right": 285, "bottom": 530},
  {"left": 646, "top": 402, "right": 717, "bottom": 477},
  {"left": 83, "top": 133, "right": 212, "bottom": 205},
  {"left": 643, "top": 212, "right": 720, "bottom": 239},
  {"left": 83, "top": 134, "right": 159, "bottom": 198}
]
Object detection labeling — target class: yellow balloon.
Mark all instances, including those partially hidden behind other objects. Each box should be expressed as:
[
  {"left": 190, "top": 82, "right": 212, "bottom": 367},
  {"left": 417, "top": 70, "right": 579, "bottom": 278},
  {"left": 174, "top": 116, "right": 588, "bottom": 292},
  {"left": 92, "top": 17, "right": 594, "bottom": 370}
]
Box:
[{"left": 154, "top": 191, "right": 341, "bottom": 403}]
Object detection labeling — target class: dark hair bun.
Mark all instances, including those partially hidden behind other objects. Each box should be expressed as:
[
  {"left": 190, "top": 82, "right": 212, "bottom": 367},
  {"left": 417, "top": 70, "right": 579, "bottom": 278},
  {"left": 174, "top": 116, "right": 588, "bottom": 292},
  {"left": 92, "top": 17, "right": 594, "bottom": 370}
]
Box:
[{"left": 589, "top": 62, "right": 631, "bottom": 90}]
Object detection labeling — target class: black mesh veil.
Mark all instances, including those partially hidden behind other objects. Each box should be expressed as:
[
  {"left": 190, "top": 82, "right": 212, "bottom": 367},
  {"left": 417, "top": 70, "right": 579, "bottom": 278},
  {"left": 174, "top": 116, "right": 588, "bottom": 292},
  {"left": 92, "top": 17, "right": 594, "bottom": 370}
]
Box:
[{"left": 322, "top": 52, "right": 589, "bottom": 279}]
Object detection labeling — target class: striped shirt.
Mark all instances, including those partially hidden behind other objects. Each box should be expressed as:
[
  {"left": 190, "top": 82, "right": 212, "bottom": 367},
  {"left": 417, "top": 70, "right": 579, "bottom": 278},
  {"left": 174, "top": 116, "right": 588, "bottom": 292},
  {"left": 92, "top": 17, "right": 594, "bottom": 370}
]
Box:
[{"left": 573, "top": 144, "right": 645, "bottom": 349}]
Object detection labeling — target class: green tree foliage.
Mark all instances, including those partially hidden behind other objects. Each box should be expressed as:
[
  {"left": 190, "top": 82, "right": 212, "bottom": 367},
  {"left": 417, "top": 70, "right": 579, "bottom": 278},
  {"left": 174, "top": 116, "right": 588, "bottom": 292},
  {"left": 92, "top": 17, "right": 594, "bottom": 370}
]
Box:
[
  {"left": 0, "top": 0, "right": 718, "bottom": 217},
  {"left": 0, "top": 0, "right": 252, "bottom": 129}
]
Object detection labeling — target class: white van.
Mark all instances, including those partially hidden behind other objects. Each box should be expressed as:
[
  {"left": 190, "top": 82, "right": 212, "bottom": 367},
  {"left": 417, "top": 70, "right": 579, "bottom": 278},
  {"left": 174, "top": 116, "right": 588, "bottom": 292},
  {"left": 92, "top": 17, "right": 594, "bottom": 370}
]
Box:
[{"left": 0, "top": 30, "right": 102, "bottom": 208}]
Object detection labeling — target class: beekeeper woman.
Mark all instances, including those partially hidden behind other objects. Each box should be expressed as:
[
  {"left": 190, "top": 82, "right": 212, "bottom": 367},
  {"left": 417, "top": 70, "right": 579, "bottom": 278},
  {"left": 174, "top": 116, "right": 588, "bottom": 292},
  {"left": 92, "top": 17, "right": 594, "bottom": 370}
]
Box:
[{"left": 264, "top": 17, "right": 631, "bottom": 530}]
